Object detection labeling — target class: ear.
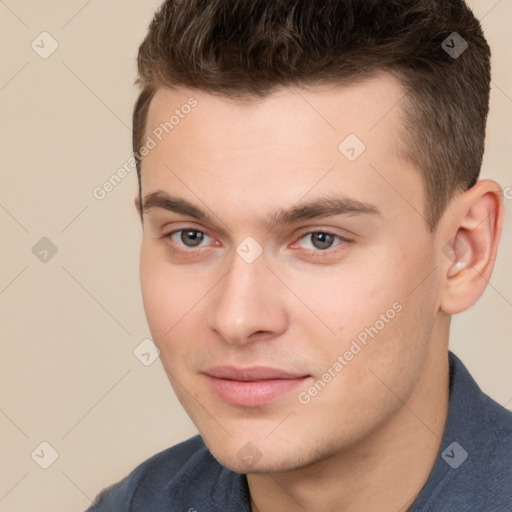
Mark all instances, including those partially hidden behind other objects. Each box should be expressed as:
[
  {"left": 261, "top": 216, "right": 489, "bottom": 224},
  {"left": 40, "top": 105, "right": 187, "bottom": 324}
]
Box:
[{"left": 439, "top": 179, "right": 504, "bottom": 314}]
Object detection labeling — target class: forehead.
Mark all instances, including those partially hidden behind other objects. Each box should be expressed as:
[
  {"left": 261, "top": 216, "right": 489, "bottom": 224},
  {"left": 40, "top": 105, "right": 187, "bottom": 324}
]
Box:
[
  {"left": 140, "top": 74, "right": 424, "bottom": 230},
  {"left": 145, "top": 72, "right": 407, "bottom": 144}
]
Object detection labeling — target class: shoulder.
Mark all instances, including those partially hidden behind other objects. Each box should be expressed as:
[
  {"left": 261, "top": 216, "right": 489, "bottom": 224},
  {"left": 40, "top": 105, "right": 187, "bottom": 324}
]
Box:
[
  {"left": 415, "top": 353, "right": 512, "bottom": 511},
  {"left": 435, "top": 391, "right": 512, "bottom": 511},
  {"left": 450, "top": 352, "right": 512, "bottom": 462},
  {"left": 85, "top": 435, "right": 223, "bottom": 511},
  {"left": 468, "top": 383, "right": 512, "bottom": 502}
]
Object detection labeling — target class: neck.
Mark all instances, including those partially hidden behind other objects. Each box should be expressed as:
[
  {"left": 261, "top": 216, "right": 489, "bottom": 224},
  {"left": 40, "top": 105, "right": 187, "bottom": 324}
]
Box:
[{"left": 248, "top": 346, "right": 450, "bottom": 512}]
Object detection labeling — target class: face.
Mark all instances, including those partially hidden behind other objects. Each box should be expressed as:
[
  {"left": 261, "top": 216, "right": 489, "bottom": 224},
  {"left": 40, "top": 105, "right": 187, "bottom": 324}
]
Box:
[{"left": 138, "top": 74, "right": 445, "bottom": 473}]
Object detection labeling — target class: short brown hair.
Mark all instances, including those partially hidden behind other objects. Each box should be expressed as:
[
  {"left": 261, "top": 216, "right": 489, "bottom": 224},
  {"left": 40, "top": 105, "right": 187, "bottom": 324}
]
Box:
[{"left": 133, "top": 0, "right": 491, "bottom": 230}]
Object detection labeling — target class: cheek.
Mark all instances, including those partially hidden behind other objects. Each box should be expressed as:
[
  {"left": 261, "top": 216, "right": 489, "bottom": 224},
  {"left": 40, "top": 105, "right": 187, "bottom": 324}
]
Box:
[
  {"left": 293, "top": 294, "right": 436, "bottom": 440},
  {"left": 295, "top": 243, "right": 437, "bottom": 373},
  {"left": 140, "top": 243, "right": 191, "bottom": 343},
  {"left": 139, "top": 242, "right": 213, "bottom": 370},
  {"left": 342, "top": 254, "right": 440, "bottom": 405},
  {"left": 284, "top": 255, "right": 400, "bottom": 346},
  {"left": 140, "top": 257, "right": 172, "bottom": 337}
]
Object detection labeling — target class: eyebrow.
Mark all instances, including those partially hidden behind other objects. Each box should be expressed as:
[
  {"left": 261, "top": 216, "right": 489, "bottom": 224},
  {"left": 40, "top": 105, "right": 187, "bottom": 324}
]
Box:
[{"left": 142, "top": 190, "right": 381, "bottom": 228}]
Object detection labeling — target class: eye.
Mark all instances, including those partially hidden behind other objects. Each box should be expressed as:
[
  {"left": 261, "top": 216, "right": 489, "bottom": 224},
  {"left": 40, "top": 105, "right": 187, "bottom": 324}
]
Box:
[
  {"left": 168, "top": 229, "right": 212, "bottom": 248},
  {"left": 297, "top": 231, "right": 346, "bottom": 251}
]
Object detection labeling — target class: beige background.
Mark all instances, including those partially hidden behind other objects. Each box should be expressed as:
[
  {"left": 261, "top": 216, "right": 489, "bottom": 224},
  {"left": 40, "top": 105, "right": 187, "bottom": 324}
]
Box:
[{"left": 0, "top": 1, "right": 511, "bottom": 510}]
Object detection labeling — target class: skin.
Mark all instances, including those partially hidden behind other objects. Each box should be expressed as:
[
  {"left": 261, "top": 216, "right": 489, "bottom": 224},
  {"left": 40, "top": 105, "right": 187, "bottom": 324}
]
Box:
[{"left": 136, "top": 73, "right": 503, "bottom": 512}]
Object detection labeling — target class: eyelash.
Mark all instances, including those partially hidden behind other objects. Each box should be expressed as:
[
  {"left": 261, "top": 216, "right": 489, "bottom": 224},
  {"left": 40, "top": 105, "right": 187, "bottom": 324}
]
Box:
[
  {"left": 297, "top": 230, "right": 349, "bottom": 259},
  {"left": 163, "top": 228, "right": 350, "bottom": 258}
]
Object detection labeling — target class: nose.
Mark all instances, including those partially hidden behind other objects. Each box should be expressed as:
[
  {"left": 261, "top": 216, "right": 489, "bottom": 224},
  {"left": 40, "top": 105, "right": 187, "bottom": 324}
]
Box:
[{"left": 208, "top": 251, "right": 288, "bottom": 346}]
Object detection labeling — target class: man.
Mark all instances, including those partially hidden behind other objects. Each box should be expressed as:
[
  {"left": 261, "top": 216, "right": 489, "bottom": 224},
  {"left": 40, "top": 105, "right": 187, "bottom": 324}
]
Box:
[{"left": 87, "top": 0, "right": 511, "bottom": 510}]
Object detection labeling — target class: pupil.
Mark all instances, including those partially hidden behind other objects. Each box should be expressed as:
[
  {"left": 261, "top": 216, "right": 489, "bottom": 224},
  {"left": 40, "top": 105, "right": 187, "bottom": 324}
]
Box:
[
  {"left": 181, "top": 230, "right": 204, "bottom": 247},
  {"left": 312, "top": 233, "right": 333, "bottom": 250}
]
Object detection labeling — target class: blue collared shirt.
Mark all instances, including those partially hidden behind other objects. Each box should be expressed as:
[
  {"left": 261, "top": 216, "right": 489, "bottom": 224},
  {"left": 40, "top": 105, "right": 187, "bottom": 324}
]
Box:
[{"left": 86, "top": 352, "right": 512, "bottom": 511}]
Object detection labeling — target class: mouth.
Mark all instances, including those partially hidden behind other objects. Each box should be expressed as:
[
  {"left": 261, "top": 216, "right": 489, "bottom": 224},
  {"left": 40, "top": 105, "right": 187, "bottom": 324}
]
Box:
[{"left": 203, "top": 366, "right": 312, "bottom": 407}]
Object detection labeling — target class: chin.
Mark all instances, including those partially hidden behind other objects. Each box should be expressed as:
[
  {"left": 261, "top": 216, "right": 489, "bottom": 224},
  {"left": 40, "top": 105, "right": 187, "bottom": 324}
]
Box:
[
  {"left": 213, "top": 450, "right": 300, "bottom": 474},
  {"left": 203, "top": 434, "right": 326, "bottom": 475}
]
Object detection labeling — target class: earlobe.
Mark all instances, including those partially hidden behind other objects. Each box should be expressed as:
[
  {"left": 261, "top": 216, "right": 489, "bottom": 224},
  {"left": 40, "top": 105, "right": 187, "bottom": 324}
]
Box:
[{"left": 439, "top": 180, "right": 504, "bottom": 314}]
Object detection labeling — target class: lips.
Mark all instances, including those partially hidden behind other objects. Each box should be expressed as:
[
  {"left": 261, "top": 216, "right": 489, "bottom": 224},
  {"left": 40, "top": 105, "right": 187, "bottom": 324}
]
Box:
[{"left": 204, "top": 366, "right": 311, "bottom": 407}]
